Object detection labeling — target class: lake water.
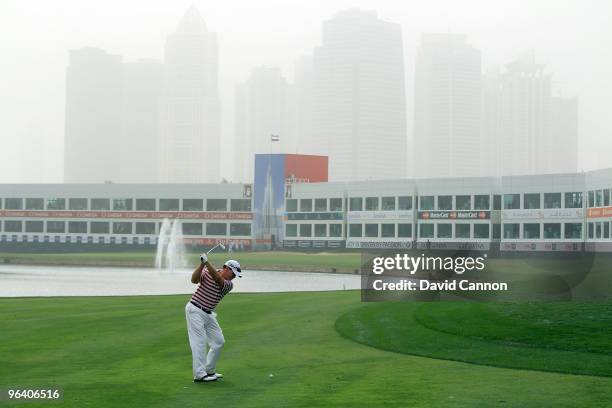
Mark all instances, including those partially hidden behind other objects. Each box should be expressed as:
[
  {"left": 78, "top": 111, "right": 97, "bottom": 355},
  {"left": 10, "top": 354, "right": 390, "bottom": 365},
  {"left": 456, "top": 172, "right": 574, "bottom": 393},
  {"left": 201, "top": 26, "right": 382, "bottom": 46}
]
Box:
[{"left": 0, "top": 265, "right": 361, "bottom": 297}]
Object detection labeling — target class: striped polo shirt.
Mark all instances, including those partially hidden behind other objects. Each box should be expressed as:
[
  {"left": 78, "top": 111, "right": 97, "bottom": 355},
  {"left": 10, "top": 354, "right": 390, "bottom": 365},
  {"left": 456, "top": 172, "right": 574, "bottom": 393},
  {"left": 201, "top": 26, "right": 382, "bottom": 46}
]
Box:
[{"left": 191, "top": 269, "right": 233, "bottom": 312}]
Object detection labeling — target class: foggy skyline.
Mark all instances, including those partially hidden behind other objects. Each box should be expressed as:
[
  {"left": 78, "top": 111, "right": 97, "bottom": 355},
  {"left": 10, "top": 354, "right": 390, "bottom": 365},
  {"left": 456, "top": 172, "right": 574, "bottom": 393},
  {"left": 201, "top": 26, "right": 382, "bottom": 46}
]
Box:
[{"left": 2, "top": 0, "right": 611, "bottom": 183}]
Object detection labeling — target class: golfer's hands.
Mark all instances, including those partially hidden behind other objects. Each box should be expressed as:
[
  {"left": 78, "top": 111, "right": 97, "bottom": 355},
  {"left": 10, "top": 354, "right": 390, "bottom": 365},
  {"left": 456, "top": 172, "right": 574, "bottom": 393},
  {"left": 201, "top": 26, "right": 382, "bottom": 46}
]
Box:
[{"left": 200, "top": 253, "right": 208, "bottom": 264}]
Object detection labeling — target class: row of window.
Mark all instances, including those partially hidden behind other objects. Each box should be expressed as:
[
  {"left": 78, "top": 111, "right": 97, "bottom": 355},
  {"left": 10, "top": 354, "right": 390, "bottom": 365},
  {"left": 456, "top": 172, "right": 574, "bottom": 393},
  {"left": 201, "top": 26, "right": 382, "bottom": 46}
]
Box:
[
  {"left": 0, "top": 198, "right": 251, "bottom": 212},
  {"left": 285, "top": 196, "right": 415, "bottom": 213},
  {"left": 419, "top": 195, "right": 493, "bottom": 211},
  {"left": 285, "top": 223, "right": 344, "bottom": 238},
  {"left": 502, "top": 223, "right": 583, "bottom": 239},
  {"left": 587, "top": 189, "right": 612, "bottom": 208},
  {"left": 502, "top": 192, "right": 583, "bottom": 210},
  {"left": 286, "top": 198, "right": 344, "bottom": 212},
  {"left": 587, "top": 222, "right": 612, "bottom": 239},
  {"left": 0, "top": 221, "right": 251, "bottom": 236}
]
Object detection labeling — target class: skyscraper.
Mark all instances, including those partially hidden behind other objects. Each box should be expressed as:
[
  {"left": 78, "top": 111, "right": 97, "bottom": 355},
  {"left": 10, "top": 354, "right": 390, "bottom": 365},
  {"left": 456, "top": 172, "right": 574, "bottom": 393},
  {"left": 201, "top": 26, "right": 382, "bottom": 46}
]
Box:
[
  {"left": 159, "top": 6, "right": 221, "bottom": 183},
  {"left": 121, "top": 59, "right": 162, "bottom": 183},
  {"left": 64, "top": 47, "right": 123, "bottom": 183},
  {"left": 414, "top": 33, "right": 482, "bottom": 179},
  {"left": 234, "top": 67, "right": 295, "bottom": 182},
  {"left": 311, "top": 9, "right": 407, "bottom": 181}
]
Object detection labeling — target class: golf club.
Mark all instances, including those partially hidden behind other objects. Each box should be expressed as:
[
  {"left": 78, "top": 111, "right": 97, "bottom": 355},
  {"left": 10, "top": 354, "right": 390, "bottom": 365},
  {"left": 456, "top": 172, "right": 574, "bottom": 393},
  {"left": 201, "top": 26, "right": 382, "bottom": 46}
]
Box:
[{"left": 207, "top": 243, "right": 226, "bottom": 254}]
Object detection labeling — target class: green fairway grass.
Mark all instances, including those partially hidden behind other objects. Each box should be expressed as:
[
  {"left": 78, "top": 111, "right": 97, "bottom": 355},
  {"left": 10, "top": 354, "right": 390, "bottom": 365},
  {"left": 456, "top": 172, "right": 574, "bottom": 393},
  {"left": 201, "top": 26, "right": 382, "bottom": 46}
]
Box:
[
  {"left": 335, "top": 302, "right": 612, "bottom": 377},
  {"left": 1, "top": 293, "right": 612, "bottom": 407}
]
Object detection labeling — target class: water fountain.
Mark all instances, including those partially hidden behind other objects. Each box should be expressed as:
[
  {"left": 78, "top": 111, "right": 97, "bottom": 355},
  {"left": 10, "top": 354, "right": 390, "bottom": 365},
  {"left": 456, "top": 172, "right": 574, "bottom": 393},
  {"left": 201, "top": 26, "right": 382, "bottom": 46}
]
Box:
[{"left": 155, "top": 218, "right": 186, "bottom": 272}]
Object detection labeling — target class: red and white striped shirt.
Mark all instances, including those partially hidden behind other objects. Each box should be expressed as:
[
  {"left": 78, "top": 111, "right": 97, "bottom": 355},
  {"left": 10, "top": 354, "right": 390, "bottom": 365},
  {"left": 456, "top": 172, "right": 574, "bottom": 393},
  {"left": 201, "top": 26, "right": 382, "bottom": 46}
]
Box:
[{"left": 191, "top": 269, "right": 233, "bottom": 312}]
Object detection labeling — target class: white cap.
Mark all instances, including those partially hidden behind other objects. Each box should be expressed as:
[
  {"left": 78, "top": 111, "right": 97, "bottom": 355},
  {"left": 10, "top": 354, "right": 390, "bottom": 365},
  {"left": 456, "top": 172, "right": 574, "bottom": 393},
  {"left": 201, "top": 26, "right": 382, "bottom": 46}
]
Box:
[{"left": 224, "top": 259, "right": 242, "bottom": 278}]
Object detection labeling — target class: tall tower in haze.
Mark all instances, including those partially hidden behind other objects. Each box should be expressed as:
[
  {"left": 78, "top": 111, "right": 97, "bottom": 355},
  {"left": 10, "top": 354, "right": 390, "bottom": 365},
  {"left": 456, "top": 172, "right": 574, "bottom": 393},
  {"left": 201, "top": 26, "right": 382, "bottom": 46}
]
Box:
[
  {"left": 311, "top": 9, "right": 407, "bottom": 181},
  {"left": 234, "top": 67, "right": 295, "bottom": 183},
  {"left": 160, "top": 6, "right": 221, "bottom": 183},
  {"left": 414, "top": 33, "right": 482, "bottom": 179},
  {"left": 64, "top": 48, "right": 123, "bottom": 183}
]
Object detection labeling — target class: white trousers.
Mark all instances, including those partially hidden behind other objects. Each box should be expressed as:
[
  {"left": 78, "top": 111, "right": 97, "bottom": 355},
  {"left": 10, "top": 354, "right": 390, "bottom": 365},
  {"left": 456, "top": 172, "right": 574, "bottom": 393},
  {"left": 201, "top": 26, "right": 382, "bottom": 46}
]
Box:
[{"left": 185, "top": 302, "right": 226, "bottom": 378}]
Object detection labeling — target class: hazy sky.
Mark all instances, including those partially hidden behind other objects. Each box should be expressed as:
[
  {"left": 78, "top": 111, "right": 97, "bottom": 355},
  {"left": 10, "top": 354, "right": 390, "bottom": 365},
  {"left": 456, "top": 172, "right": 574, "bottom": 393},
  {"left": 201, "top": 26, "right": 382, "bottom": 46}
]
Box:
[{"left": 1, "top": 0, "right": 611, "bottom": 182}]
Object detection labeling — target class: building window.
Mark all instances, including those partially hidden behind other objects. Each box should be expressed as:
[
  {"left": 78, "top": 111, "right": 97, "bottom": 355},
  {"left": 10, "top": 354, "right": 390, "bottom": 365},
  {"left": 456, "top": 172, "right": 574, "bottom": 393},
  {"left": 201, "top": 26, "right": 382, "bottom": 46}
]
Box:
[
  {"left": 419, "top": 224, "right": 434, "bottom": 238},
  {"left": 286, "top": 199, "right": 298, "bottom": 212},
  {"left": 4, "top": 220, "right": 23, "bottom": 232},
  {"left": 503, "top": 194, "right": 520, "bottom": 210},
  {"left": 285, "top": 224, "right": 297, "bottom": 237},
  {"left": 67, "top": 198, "right": 87, "bottom": 211},
  {"left": 437, "top": 223, "right": 452, "bottom": 238},
  {"left": 46, "top": 221, "right": 65, "bottom": 233},
  {"left": 329, "top": 224, "right": 342, "bottom": 237},
  {"left": 595, "top": 190, "right": 603, "bottom": 207},
  {"left": 456, "top": 195, "right": 471, "bottom": 210},
  {"left": 419, "top": 196, "right": 434, "bottom": 210},
  {"left": 543, "top": 223, "right": 561, "bottom": 239},
  {"left": 113, "top": 199, "right": 133, "bottom": 211},
  {"left": 381, "top": 223, "right": 395, "bottom": 238},
  {"left": 381, "top": 197, "right": 396, "bottom": 211},
  {"left": 588, "top": 222, "right": 594, "bottom": 239},
  {"left": 455, "top": 224, "right": 470, "bottom": 239},
  {"left": 206, "top": 223, "right": 227, "bottom": 235},
  {"left": 314, "top": 224, "right": 326, "bottom": 237},
  {"left": 398, "top": 223, "right": 412, "bottom": 238},
  {"left": 207, "top": 199, "right": 227, "bottom": 211},
  {"left": 136, "top": 199, "right": 156, "bottom": 211},
  {"left": 91, "top": 222, "right": 110, "bottom": 234},
  {"left": 46, "top": 198, "right": 66, "bottom": 210},
  {"left": 182, "top": 223, "right": 203, "bottom": 236},
  {"left": 596, "top": 222, "right": 602, "bottom": 239},
  {"left": 398, "top": 196, "right": 412, "bottom": 210},
  {"left": 349, "top": 197, "right": 363, "bottom": 211},
  {"left": 230, "top": 199, "right": 251, "bottom": 212},
  {"left": 474, "top": 195, "right": 490, "bottom": 210},
  {"left": 25, "top": 221, "right": 44, "bottom": 233},
  {"left": 503, "top": 223, "right": 520, "bottom": 239},
  {"left": 365, "top": 197, "right": 379, "bottom": 211},
  {"left": 135, "top": 222, "right": 156, "bottom": 235},
  {"left": 300, "top": 199, "right": 313, "bottom": 212},
  {"left": 604, "top": 189, "right": 611, "bottom": 207},
  {"left": 25, "top": 198, "right": 44, "bottom": 210},
  {"left": 565, "top": 192, "right": 582, "bottom": 208},
  {"left": 544, "top": 193, "right": 562, "bottom": 209},
  {"left": 564, "top": 223, "right": 582, "bottom": 239},
  {"left": 605, "top": 222, "right": 610, "bottom": 239},
  {"left": 474, "top": 224, "right": 490, "bottom": 239},
  {"left": 183, "top": 199, "right": 204, "bottom": 211},
  {"left": 437, "top": 196, "right": 452, "bottom": 210},
  {"left": 493, "top": 224, "right": 501, "bottom": 239},
  {"left": 523, "top": 223, "right": 540, "bottom": 239},
  {"left": 329, "top": 198, "right": 343, "bottom": 212},
  {"left": 493, "top": 195, "right": 502, "bottom": 210},
  {"left": 5, "top": 198, "right": 23, "bottom": 210},
  {"left": 315, "top": 198, "right": 327, "bottom": 212},
  {"left": 230, "top": 223, "right": 251, "bottom": 236},
  {"left": 524, "top": 194, "right": 540, "bottom": 209},
  {"left": 91, "top": 199, "right": 110, "bottom": 211},
  {"left": 159, "top": 199, "right": 179, "bottom": 211},
  {"left": 299, "top": 224, "right": 312, "bottom": 237},
  {"left": 68, "top": 222, "right": 87, "bottom": 234},
  {"left": 349, "top": 224, "right": 362, "bottom": 237},
  {"left": 588, "top": 191, "right": 595, "bottom": 208},
  {"left": 365, "top": 224, "right": 378, "bottom": 238}
]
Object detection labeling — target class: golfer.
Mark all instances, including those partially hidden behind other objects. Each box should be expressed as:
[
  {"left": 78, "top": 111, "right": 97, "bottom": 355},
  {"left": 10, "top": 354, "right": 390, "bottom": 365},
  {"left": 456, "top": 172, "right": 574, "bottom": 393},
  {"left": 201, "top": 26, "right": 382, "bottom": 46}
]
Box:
[{"left": 185, "top": 252, "right": 242, "bottom": 382}]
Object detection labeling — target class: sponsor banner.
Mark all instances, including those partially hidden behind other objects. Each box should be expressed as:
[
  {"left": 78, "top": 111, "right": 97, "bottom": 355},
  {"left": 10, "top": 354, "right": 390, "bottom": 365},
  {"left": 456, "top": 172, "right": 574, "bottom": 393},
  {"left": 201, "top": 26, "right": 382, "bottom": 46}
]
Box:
[
  {"left": 348, "top": 211, "right": 413, "bottom": 221},
  {"left": 0, "top": 210, "right": 252, "bottom": 220},
  {"left": 418, "top": 211, "right": 490, "bottom": 220},
  {"left": 415, "top": 241, "right": 492, "bottom": 251},
  {"left": 282, "top": 239, "right": 345, "bottom": 249},
  {"left": 587, "top": 207, "right": 612, "bottom": 219},
  {"left": 346, "top": 240, "right": 414, "bottom": 249},
  {"left": 182, "top": 237, "right": 252, "bottom": 246},
  {"left": 286, "top": 212, "right": 343, "bottom": 221},
  {"left": 502, "top": 208, "right": 583, "bottom": 220},
  {"left": 501, "top": 241, "right": 583, "bottom": 252}
]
